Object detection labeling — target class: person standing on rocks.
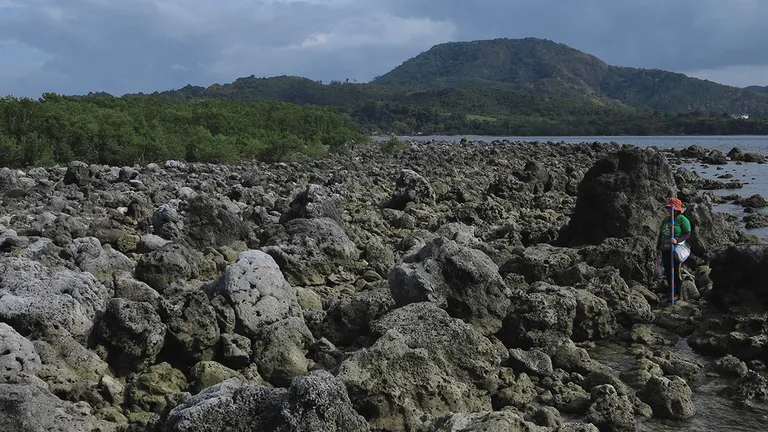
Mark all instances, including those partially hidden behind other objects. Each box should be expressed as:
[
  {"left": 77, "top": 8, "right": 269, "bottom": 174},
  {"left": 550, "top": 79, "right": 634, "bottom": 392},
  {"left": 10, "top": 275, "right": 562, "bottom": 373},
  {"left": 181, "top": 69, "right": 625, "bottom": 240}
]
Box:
[{"left": 656, "top": 198, "right": 692, "bottom": 300}]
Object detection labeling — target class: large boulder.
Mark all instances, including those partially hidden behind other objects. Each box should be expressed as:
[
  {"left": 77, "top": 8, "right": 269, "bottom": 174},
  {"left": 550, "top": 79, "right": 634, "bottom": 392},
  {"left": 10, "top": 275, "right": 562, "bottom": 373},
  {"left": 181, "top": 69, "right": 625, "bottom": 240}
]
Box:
[
  {"left": 152, "top": 371, "right": 368, "bottom": 432},
  {"left": 134, "top": 242, "right": 205, "bottom": 293},
  {"left": 157, "top": 289, "right": 221, "bottom": 366},
  {"left": 707, "top": 245, "right": 768, "bottom": 312},
  {"left": 387, "top": 169, "right": 435, "bottom": 210},
  {"left": 182, "top": 194, "right": 248, "bottom": 249},
  {"left": 0, "top": 257, "right": 112, "bottom": 341},
  {"left": 251, "top": 316, "right": 315, "bottom": 387},
  {"left": 388, "top": 236, "right": 511, "bottom": 336},
  {"left": 31, "top": 325, "right": 109, "bottom": 402},
  {"left": 501, "top": 244, "right": 581, "bottom": 284},
  {"left": 261, "top": 218, "right": 360, "bottom": 286},
  {"left": 0, "top": 323, "right": 41, "bottom": 383},
  {"left": 204, "top": 250, "right": 301, "bottom": 338},
  {"left": 578, "top": 237, "right": 657, "bottom": 287},
  {"left": 63, "top": 236, "right": 135, "bottom": 277},
  {"left": 63, "top": 161, "right": 91, "bottom": 186},
  {"left": 280, "top": 183, "right": 343, "bottom": 224},
  {"left": 0, "top": 383, "right": 117, "bottom": 432},
  {"left": 555, "top": 263, "right": 653, "bottom": 327},
  {"left": 683, "top": 194, "right": 741, "bottom": 260},
  {"left": 314, "top": 283, "right": 395, "bottom": 347},
  {"left": 500, "top": 282, "right": 616, "bottom": 349},
  {"left": 337, "top": 302, "right": 502, "bottom": 431},
  {"left": 564, "top": 148, "right": 677, "bottom": 246},
  {"left": 427, "top": 410, "right": 547, "bottom": 432},
  {"left": 637, "top": 376, "right": 695, "bottom": 420},
  {"left": 95, "top": 298, "right": 167, "bottom": 377},
  {"left": 586, "top": 384, "right": 636, "bottom": 432}
]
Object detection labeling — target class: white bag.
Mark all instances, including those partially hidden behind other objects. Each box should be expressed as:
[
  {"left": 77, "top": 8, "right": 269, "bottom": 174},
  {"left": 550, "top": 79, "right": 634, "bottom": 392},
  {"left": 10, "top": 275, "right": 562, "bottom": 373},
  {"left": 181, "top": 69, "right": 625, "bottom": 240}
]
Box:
[{"left": 674, "top": 241, "right": 691, "bottom": 263}]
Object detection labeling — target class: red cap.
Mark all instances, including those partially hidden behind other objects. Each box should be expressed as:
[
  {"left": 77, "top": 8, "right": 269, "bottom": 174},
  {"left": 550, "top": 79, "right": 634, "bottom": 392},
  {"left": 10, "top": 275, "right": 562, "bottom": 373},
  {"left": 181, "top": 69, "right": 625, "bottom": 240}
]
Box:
[{"left": 665, "top": 198, "right": 683, "bottom": 211}]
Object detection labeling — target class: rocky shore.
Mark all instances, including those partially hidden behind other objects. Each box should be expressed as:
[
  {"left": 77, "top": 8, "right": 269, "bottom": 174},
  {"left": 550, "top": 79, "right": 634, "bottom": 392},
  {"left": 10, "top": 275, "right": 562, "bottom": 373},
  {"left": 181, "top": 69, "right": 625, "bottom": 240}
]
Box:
[{"left": 1, "top": 139, "right": 766, "bottom": 432}]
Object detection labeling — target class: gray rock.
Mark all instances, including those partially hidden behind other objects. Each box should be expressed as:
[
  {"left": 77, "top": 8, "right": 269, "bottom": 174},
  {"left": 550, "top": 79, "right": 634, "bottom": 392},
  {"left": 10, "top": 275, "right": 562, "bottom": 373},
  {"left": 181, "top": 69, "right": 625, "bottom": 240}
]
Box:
[
  {"left": 389, "top": 236, "right": 511, "bottom": 336},
  {"left": 261, "top": 218, "right": 360, "bottom": 286},
  {"left": 189, "top": 361, "right": 242, "bottom": 394},
  {"left": 281, "top": 183, "right": 343, "bottom": 224},
  {"left": 586, "top": 384, "right": 636, "bottom": 432},
  {"left": 205, "top": 250, "right": 301, "bottom": 337},
  {"left": 638, "top": 375, "right": 695, "bottom": 420},
  {"left": 338, "top": 302, "right": 501, "bottom": 431},
  {"left": 252, "top": 316, "right": 314, "bottom": 387},
  {"left": 0, "top": 323, "right": 41, "bottom": 383},
  {"left": 219, "top": 334, "right": 252, "bottom": 370},
  {"left": 557, "top": 263, "right": 653, "bottom": 327},
  {"left": 428, "top": 410, "right": 547, "bottom": 432},
  {"left": 579, "top": 236, "right": 658, "bottom": 288},
  {"left": 96, "top": 298, "right": 167, "bottom": 376},
  {"left": 63, "top": 161, "right": 91, "bottom": 186},
  {"left": 183, "top": 194, "right": 247, "bottom": 249},
  {"left": 507, "top": 348, "right": 553, "bottom": 376},
  {"left": 63, "top": 236, "right": 134, "bottom": 277},
  {"left": 155, "top": 371, "right": 368, "bottom": 432},
  {"left": 314, "top": 284, "right": 395, "bottom": 347},
  {"left": 32, "top": 325, "right": 109, "bottom": 402},
  {"left": 565, "top": 148, "right": 677, "bottom": 246},
  {"left": 620, "top": 358, "right": 664, "bottom": 389},
  {"left": 0, "top": 383, "right": 117, "bottom": 432},
  {"left": 113, "top": 272, "right": 161, "bottom": 305},
  {"left": 164, "top": 160, "right": 186, "bottom": 169},
  {"left": 0, "top": 257, "right": 112, "bottom": 341},
  {"left": 153, "top": 203, "right": 185, "bottom": 241},
  {"left": 713, "top": 354, "right": 749, "bottom": 377},
  {"left": 500, "top": 282, "right": 578, "bottom": 349},
  {"left": 503, "top": 244, "right": 580, "bottom": 283},
  {"left": 134, "top": 242, "right": 203, "bottom": 293},
  {"left": 728, "top": 370, "right": 768, "bottom": 405},
  {"left": 138, "top": 234, "right": 171, "bottom": 252},
  {"left": 158, "top": 289, "right": 220, "bottom": 366},
  {"left": 387, "top": 168, "right": 435, "bottom": 210}
]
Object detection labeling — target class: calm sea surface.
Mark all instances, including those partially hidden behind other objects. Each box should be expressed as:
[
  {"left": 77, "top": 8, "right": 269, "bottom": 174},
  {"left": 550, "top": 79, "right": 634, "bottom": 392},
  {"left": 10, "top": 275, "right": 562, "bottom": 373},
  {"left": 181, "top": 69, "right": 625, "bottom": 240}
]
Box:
[{"left": 386, "top": 135, "right": 768, "bottom": 242}]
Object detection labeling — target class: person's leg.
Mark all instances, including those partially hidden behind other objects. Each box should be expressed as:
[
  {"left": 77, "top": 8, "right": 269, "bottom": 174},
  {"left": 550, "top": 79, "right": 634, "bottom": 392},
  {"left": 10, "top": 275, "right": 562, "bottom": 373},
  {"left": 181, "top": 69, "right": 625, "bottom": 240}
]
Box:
[{"left": 661, "top": 250, "right": 672, "bottom": 288}]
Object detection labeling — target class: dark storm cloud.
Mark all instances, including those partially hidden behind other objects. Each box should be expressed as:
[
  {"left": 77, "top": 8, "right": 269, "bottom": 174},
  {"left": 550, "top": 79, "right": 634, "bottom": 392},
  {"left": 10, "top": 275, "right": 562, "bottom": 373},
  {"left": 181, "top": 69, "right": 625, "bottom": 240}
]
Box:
[{"left": 0, "top": 0, "right": 766, "bottom": 97}]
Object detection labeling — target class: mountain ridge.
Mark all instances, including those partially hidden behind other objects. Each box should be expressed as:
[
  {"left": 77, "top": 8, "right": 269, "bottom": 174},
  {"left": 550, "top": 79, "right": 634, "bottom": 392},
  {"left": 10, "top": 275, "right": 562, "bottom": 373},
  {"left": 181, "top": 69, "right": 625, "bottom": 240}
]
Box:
[{"left": 372, "top": 37, "right": 768, "bottom": 116}]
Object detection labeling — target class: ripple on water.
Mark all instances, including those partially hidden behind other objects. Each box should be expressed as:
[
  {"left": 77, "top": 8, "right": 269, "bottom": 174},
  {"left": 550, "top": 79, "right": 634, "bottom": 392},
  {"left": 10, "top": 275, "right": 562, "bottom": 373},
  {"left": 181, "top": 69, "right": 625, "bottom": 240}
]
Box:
[
  {"left": 681, "top": 160, "right": 768, "bottom": 242},
  {"left": 589, "top": 339, "right": 768, "bottom": 432}
]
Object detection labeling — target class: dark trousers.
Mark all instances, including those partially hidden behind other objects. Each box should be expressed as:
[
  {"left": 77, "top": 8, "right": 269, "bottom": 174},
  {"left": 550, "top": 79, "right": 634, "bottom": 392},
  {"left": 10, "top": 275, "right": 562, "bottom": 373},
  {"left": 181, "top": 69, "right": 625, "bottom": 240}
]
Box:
[{"left": 661, "top": 249, "right": 682, "bottom": 294}]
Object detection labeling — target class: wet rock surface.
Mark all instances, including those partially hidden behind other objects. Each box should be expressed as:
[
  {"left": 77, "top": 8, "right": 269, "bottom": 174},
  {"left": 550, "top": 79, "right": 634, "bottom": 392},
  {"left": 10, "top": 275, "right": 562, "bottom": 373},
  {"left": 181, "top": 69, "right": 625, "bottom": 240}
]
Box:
[{"left": 0, "top": 139, "right": 766, "bottom": 431}]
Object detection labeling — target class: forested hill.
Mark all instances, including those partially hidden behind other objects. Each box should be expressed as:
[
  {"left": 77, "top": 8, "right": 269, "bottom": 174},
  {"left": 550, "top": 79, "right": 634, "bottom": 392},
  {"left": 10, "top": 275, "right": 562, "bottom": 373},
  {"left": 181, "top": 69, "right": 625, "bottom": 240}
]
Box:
[
  {"left": 114, "top": 37, "right": 768, "bottom": 137},
  {"left": 372, "top": 38, "right": 768, "bottom": 117},
  {"left": 135, "top": 76, "right": 768, "bottom": 137},
  {"left": 745, "top": 86, "right": 768, "bottom": 95}
]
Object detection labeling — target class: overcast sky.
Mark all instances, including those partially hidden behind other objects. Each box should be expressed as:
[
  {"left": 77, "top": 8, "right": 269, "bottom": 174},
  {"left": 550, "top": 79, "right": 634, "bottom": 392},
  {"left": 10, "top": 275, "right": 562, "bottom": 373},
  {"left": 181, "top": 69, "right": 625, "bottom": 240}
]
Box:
[{"left": 1, "top": 0, "right": 767, "bottom": 98}]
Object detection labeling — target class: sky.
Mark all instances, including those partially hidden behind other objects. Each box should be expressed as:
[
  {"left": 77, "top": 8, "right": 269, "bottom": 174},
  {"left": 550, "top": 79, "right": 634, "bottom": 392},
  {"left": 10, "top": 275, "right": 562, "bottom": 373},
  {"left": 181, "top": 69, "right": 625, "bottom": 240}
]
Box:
[{"left": 1, "top": 0, "right": 768, "bottom": 98}]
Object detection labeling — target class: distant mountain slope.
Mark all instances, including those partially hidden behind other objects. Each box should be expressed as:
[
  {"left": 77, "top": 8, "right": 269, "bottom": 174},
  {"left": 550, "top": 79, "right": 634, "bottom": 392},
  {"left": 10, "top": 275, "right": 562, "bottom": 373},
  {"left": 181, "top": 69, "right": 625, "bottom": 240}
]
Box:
[
  {"left": 373, "top": 38, "right": 768, "bottom": 116},
  {"left": 745, "top": 85, "right": 768, "bottom": 95}
]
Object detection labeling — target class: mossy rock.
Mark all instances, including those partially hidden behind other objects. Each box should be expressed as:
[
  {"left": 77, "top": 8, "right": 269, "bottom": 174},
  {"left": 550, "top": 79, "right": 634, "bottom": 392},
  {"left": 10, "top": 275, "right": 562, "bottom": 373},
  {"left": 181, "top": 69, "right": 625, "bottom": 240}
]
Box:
[
  {"left": 127, "top": 362, "right": 187, "bottom": 414},
  {"left": 296, "top": 287, "right": 323, "bottom": 311},
  {"left": 117, "top": 235, "right": 140, "bottom": 254},
  {"left": 189, "top": 361, "right": 242, "bottom": 393}
]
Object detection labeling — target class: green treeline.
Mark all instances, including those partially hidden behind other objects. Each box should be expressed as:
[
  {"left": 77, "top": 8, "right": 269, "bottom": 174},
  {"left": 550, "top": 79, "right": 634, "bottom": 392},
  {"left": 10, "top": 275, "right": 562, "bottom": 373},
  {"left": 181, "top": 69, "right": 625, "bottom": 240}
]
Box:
[
  {"left": 0, "top": 93, "right": 365, "bottom": 168},
  {"left": 145, "top": 77, "right": 768, "bottom": 137},
  {"left": 2, "top": 78, "right": 768, "bottom": 169}
]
